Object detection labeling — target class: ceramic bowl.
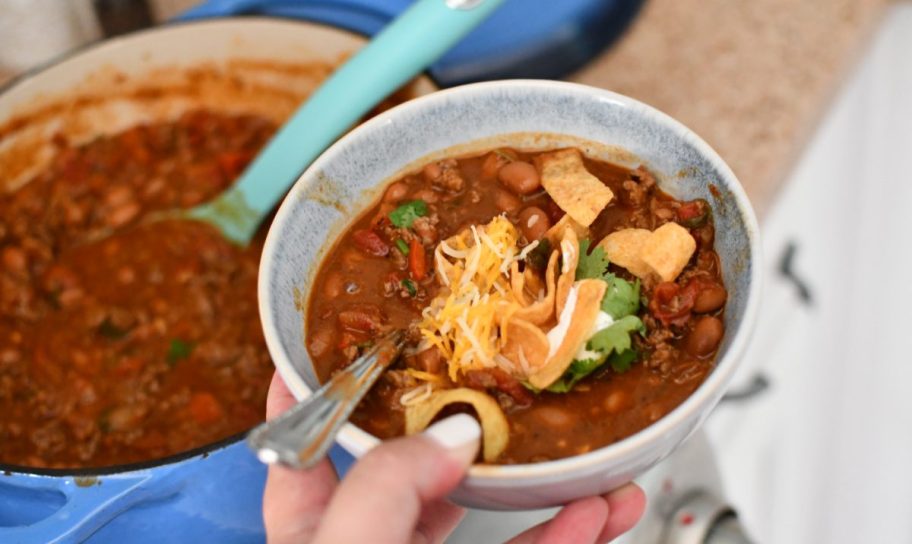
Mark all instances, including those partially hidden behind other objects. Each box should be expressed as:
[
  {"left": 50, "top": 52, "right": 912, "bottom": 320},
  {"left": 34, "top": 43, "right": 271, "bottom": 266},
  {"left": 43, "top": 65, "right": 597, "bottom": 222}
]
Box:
[{"left": 258, "top": 80, "right": 761, "bottom": 510}]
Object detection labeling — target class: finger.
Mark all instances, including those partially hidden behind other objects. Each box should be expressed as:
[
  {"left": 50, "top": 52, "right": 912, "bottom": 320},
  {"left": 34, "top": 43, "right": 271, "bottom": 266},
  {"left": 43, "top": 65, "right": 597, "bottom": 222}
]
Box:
[
  {"left": 413, "top": 499, "right": 466, "bottom": 544},
  {"left": 505, "top": 483, "right": 647, "bottom": 544},
  {"left": 506, "top": 497, "right": 608, "bottom": 544},
  {"left": 597, "top": 483, "right": 647, "bottom": 542},
  {"left": 262, "top": 372, "right": 339, "bottom": 544},
  {"left": 265, "top": 371, "right": 297, "bottom": 420},
  {"left": 313, "top": 414, "right": 481, "bottom": 544},
  {"left": 264, "top": 462, "right": 338, "bottom": 544}
]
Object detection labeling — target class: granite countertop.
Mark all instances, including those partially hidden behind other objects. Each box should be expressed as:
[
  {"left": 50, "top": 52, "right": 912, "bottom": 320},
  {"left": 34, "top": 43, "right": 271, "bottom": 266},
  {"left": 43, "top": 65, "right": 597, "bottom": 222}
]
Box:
[
  {"left": 1, "top": 0, "right": 888, "bottom": 216},
  {"left": 570, "top": 0, "right": 887, "bottom": 217}
]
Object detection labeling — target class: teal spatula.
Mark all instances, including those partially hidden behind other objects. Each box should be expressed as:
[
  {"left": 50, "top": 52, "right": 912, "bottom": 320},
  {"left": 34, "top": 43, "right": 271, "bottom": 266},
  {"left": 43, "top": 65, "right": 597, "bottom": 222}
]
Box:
[{"left": 186, "top": 0, "right": 505, "bottom": 244}]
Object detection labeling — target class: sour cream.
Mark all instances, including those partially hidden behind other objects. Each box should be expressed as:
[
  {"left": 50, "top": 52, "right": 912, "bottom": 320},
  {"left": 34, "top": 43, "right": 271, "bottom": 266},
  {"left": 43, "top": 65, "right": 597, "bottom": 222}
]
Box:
[
  {"left": 544, "top": 285, "right": 615, "bottom": 361},
  {"left": 545, "top": 285, "right": 579, "bottom": 360},
  {"left": 575, "top": 311, "right": 615, "bottom": 361}
]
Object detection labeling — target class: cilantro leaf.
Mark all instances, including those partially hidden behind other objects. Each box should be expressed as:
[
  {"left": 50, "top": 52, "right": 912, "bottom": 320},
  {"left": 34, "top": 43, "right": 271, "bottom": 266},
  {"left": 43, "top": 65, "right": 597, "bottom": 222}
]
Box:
[
  {"left": 526, "top": 238, "right": 552, "bottom": 271},
  {"left": 576, "top": 240, "right": 641, "bottom": 319},
  {"left": 545, "top": 378, "right": 573, "bottom": 393},
  {"left": 587, "top": 315, "right": 646, "bottom": 355},
  {"left": 545, "top": 357, "right": 604, "bottom": 393},
  {"left": 546, "top": 316, "right": 646, "bottom": 393},
  {"left": 388, "top": 200, "right": 427, "bottom": 228},
  {"left": 543, "top": 241, "right": 648, "bottom": 393},
  {"left": 608, "top": 349, "right": 638, "bottom": 373},
  {"left": 166, "top": 338, "right": 196, "bottom": 367},
  {"left": 575, "top": 240, "right": 610, "bottom": 280},
  {"left": 602, "top": 276, "right": 640, "bottom": 319}
]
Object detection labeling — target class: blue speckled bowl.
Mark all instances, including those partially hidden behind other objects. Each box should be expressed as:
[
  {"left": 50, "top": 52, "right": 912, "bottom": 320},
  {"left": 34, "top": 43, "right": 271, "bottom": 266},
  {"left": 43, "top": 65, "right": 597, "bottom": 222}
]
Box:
[{"left": 258, "top": 80, "right": 761, "bottom": 510}]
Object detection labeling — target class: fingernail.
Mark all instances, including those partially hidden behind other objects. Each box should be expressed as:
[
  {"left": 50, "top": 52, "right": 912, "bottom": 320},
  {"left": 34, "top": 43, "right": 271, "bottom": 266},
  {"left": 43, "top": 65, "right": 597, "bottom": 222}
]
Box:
[
  {"left": 607, "top": 482, "right": 643, "bottom": 502},
  {"left": 423, "top": 413, "right": 481, "bottom": 466}
]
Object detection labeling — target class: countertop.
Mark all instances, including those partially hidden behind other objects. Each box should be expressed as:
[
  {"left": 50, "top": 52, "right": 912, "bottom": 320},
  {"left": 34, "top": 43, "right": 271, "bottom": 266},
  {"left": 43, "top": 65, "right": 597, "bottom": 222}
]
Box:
[
  {"left": 569, "top": 0, "right": 887, "bottom": 217},
  {"left": 1, "top": 0, "right": 889, "bottom": 217}
]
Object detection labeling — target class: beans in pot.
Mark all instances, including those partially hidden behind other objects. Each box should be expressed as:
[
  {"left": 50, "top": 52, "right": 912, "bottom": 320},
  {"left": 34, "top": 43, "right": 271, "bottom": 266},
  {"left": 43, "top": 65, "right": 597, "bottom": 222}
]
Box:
[{"left": 0, "top": 111, "right": 278, "bottom": 468}]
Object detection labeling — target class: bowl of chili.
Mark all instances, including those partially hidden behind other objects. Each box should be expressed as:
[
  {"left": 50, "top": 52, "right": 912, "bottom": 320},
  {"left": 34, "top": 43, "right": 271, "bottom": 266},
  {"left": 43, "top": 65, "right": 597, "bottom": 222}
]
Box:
[{"left": 260, "top": 80, "right": 762, "bottom": 510}]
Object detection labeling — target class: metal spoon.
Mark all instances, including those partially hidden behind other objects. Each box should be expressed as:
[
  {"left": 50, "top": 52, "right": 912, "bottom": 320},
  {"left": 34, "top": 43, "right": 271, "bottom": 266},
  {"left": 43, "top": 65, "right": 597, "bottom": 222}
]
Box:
[{"left": 248, "top": 330, "right": 405, "bottom": 469}]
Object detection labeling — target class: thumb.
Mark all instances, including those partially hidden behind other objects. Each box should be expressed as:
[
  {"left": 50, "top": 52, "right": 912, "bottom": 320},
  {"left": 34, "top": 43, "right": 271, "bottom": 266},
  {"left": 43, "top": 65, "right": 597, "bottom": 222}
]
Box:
[{"left": 313, "top": 414, "right": 481, "bottom": 544}]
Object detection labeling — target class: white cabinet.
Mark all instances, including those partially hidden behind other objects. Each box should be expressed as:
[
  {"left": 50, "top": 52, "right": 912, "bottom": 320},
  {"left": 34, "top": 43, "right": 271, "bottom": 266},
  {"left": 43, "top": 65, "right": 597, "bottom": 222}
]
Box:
[{"left": 706, "top": 5, "right": 912, "bottom": 542}]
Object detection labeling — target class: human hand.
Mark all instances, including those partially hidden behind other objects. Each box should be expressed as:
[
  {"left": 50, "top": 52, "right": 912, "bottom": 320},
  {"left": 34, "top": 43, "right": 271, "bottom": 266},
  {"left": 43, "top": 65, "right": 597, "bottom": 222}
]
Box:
[{"left": 263, "top": 372, "right": 646, "bottom": 544}]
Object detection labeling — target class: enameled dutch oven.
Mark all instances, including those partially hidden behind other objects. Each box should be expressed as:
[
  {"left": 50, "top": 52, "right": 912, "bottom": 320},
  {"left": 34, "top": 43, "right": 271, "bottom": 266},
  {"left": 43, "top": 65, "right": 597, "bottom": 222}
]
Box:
[{"left": 0, "top": 19, "right": 433, "bottom": 544}]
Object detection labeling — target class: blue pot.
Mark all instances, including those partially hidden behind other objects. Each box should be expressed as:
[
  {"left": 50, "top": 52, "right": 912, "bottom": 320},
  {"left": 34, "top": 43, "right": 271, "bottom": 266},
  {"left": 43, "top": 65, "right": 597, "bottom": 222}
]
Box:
[
  {"left": 179, "top": 0, "right": 645, "bottom": 86},
  {"left": 0, "top": 439, "right": 357, "bottom": 543},
  {"left": 0, "top": 438, "right": 265, "bottom": 544},
  {"left": 0, "top": 18, "right": 369, "bottom": 544}
]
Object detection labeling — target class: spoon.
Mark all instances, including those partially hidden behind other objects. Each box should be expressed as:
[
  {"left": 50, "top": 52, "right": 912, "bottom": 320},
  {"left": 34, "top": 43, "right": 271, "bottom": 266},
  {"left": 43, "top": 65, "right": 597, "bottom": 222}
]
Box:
[
  {"left": 184, "top": 0, "right": 506, "bottom": 244},
  {"left": 248, "top": 330, "right": 405, "bottom": 469}
]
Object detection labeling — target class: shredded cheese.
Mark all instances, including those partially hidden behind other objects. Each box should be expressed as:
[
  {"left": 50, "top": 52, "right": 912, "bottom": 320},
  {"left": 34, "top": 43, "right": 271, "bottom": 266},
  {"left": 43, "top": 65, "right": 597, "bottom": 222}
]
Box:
[
  {"left": 517, "top": 240, "right": 540, "bottom": 261},
  {"left": 418, "top": 216, "right": 525, "bottom": 381},
  {"left": 405, "top": 368, "right": 446, "bottom": 384},
  {"left": 399, "top": 383, "right": 434, "bottom": 406}
]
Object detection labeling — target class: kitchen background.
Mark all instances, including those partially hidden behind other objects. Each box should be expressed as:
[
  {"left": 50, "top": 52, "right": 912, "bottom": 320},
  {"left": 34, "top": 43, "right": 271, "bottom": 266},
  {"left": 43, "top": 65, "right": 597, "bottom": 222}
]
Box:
[{"left": 2, "top": 0, "right": 909, "bottom": 542}]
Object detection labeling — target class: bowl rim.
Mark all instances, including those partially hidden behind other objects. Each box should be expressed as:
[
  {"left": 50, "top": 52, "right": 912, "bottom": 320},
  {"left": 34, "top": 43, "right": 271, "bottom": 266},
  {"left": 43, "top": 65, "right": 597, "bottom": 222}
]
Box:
[{"left": 259, "top": 79, "right": 762, "bottom": 483}]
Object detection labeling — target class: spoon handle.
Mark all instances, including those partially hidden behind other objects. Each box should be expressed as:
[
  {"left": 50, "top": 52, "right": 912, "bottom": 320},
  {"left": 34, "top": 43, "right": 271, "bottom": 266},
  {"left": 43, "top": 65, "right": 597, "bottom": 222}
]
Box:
[
  {"left": 189, "top": 0, "right": 506, "bottom": 244},
  {"left": 248, "top": 330, "right": 405, "bottom": 469}
]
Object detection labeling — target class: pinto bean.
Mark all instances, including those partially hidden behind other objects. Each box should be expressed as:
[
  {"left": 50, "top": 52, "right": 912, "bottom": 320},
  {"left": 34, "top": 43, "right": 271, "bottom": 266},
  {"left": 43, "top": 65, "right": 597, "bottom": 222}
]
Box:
[
  {"left": 604, "top": 390, "right": 631, "bottom": 414},
  {"left": 693, "top": 284, "right": 727, "bottom": 313},
  {"left": 308, "top": 326, "right": 335, "bottom": 358},
  {"left": 494, "top": 188, "right": 521, "bottom": 213},
  {"left": 412, "top": 189, "right": 440, "bottom": 204},
  {"left": 684, "top": 316, "right": 724, "bottom": 357},
  {"left": 414, "top": 347, "right": 443, "bottom": 374},
  {"left": 517, "top": 207, "right": 551, "bottom": 241},
  {"left": 383, "top": 182, "right": 409, "bottom": 203},
  {"left": 480, "top": 151, "right": 510, "bottom": 179},
  {"left": 498, "top": 161, "right": 540, "bottom": 195},
  {"left": 422, "top": 162, "right": 441, "bottom": 181},
  {"left": 323, "top": 273, "right": 344, "bottom": 298},
  {"left": 531, "top": 406, "right": 573, "bottom": 429}
]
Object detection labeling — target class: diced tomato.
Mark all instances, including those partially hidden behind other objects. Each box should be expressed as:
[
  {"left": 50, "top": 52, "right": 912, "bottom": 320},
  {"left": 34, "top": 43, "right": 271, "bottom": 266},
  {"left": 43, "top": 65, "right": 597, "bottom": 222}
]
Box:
[
  {"left": 678, "top": 202, "right": 702, "bottom": 220},
  {"left": 465, "top": 368, "right": 533, "bottom": 408},
  {"left": 352, "top": 229, "right": 390, "bottom": 257},
  {"left": 188, "top": 392, "right": 223, "bottom": 425},
  {"left": 649, "top": 281, "right": 696, "bottom": 326},
  {"left": 677, "top": 200, "right": 708, "bottom": 227},
  {"left": 408, "top": 238, "right": 427, "bottom": 280},
  {"left": 337, "top": 305, "right": 385, "bottom": 333},
  {"left": 338, "top": 331, "right": 359, "bottom": 350}
]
